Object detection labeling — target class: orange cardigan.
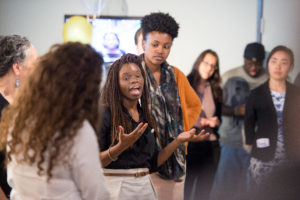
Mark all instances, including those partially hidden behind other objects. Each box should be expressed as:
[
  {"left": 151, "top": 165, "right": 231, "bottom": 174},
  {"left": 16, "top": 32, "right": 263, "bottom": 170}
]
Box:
[{"left": 173, "top": 66, "right": 202, "bottom": 131}]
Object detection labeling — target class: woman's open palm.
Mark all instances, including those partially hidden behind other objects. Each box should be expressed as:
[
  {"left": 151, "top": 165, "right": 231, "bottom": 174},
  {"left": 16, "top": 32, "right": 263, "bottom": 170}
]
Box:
[
  {"left": 177, "top": 128, "right": 209, "bottom": 143},
  {"left": 118, "top": 123, "right": 148, "bottom": 150}
]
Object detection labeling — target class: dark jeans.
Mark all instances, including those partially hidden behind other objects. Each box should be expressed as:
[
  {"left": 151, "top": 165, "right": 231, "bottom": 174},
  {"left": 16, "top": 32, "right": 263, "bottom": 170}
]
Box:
[
  {"left": 209, "top": 144, "right": 250, "bottom": 200},
  {"left": 184, "top": 140, "right": 220, "bottom": 200},
  {"left": 0, "top": 151, "right": 11, "bottom": 198}
]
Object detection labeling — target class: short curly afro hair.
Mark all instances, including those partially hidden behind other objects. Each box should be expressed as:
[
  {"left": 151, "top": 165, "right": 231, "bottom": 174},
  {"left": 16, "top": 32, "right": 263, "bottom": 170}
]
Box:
[{"left": 141, "top": 12, "right": 179, "bottom": 40}]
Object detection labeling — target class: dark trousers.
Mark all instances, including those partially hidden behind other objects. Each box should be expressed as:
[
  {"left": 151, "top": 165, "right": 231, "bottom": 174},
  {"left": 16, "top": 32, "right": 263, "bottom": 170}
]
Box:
[
  {"left": 184, "top": 140, "right": 220, "bottom": 200},
  {"left": 0, "top": 151, "right": 11, "bottom": 198}
]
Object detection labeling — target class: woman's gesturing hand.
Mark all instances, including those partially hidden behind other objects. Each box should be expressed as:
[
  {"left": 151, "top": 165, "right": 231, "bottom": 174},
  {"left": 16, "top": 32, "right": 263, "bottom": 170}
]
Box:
[
  {"left": 118, "top": 123, "right": 148, "bottom": 150},
  {"left": 100, "top": 123, "right": 148, "bottom": 167},
  {"left": 176, "top": 128, "right": 209, "bottom": 144}
]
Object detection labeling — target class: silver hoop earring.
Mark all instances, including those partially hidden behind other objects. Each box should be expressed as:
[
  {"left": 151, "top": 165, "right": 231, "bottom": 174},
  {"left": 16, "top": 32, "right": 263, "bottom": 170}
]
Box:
[{"left": 16, "top": 79, "right": 20, "bottom": 88}]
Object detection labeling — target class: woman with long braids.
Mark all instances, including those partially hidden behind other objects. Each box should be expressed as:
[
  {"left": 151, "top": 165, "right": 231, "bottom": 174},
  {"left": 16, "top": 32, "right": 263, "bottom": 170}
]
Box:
[
  {"left": 0, "top": 42, "right": 109, "bottom": 199},
  {"left": 98, "top": 53, "right": 208, "bottom": 200}
]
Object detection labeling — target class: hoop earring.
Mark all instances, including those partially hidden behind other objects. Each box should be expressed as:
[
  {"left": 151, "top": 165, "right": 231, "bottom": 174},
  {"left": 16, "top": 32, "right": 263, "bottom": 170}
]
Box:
[{"left": 16, "top": 79, "right": 20, "bottom": 88}]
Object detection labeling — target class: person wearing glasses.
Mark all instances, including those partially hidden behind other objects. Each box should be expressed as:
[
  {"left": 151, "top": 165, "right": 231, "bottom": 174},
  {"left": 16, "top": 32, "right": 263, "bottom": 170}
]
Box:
[{"left": 184, "top": 50, "right": 222, "bottom": 200}]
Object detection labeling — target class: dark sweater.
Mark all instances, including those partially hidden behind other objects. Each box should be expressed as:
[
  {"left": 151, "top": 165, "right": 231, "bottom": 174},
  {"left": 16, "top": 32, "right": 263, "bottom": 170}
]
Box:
[{"left": 0, "top": 94, "right": 11, "bottom": 197}]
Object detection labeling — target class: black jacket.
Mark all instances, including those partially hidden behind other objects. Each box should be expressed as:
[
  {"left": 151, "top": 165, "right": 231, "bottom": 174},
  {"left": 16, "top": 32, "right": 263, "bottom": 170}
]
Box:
[
  {"left": 0, "top": 94, "right": 11, "bottom": 197},
  {"left": 245, "top": 80, "right": 300, "bottom": 162}
]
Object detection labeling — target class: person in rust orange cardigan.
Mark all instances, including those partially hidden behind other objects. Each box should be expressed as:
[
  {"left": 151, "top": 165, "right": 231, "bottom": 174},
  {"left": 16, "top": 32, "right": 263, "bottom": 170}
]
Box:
[{"left": 140, "top": 12, "right": 201, "bottom": 200}]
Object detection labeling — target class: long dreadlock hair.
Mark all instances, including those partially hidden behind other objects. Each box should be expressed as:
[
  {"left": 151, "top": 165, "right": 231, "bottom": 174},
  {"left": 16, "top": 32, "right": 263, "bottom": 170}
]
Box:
[{"left": 101, "top": 53, "right": 159, "bottom": 146}]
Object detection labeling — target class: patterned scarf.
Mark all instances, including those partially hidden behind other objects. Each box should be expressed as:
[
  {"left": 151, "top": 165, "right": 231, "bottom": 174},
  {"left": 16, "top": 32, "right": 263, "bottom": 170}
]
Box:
[{"left": 141, "top": 57, "right": 185, "bottom": 179}]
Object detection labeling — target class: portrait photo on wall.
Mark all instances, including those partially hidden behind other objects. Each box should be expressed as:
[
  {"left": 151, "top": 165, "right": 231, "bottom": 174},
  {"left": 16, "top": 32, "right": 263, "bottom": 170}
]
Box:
[{"left": 64, "top": 15, "right": 142, "bottom": 64}]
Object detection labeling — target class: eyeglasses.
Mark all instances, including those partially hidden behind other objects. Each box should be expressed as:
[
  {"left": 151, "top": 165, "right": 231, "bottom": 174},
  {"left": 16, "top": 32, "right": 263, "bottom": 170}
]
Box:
[{"left": 202, "top": 61, "right": 217, "bottom": 70}]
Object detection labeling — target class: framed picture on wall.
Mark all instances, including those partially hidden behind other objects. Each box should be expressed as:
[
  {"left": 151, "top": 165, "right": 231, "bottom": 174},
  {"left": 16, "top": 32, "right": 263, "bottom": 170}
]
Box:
[{"left": 64, "top": 15, "right": 142, "bottom": 64}]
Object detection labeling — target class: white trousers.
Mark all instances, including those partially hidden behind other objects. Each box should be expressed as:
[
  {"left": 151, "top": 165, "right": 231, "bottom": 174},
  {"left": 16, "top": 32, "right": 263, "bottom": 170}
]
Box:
[{"left": 103, "top": 168, "right": 157, "bottom": 200}]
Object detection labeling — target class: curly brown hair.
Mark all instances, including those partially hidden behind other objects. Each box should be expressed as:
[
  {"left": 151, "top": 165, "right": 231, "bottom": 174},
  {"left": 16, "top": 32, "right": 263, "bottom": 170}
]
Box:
[
  {"left": 101, "top": 53, "right": 159, "bottom": 146},
  {"left": 0, "top": 42, "right": 103, "bottom": 179}
]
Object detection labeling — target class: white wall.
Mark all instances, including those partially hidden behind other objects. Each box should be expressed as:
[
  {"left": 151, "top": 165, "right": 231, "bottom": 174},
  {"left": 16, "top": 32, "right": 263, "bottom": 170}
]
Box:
[
  {"left": 263, "top": 0, "right": 300, "bottom": 80},
  {"left": 0, "top": 0, "right": 299, "bottom": 79},
  {"left": 125, "top": 0, "right": 257, "bottom": 75}
]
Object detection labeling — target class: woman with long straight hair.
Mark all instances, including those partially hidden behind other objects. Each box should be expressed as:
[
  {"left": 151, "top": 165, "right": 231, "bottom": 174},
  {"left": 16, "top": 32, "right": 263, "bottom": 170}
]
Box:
[{"left": 184, "top": 49, "right": 222, "bottom": 200}]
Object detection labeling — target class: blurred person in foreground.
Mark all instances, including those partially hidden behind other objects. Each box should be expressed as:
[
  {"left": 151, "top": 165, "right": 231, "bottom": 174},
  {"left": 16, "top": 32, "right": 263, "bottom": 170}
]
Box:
[
  {"left": 0, "top": 35, "right": 38, "bottom": 199},
  {"left": 0, "top": 42, "right": 109, "bottom": 200}
]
